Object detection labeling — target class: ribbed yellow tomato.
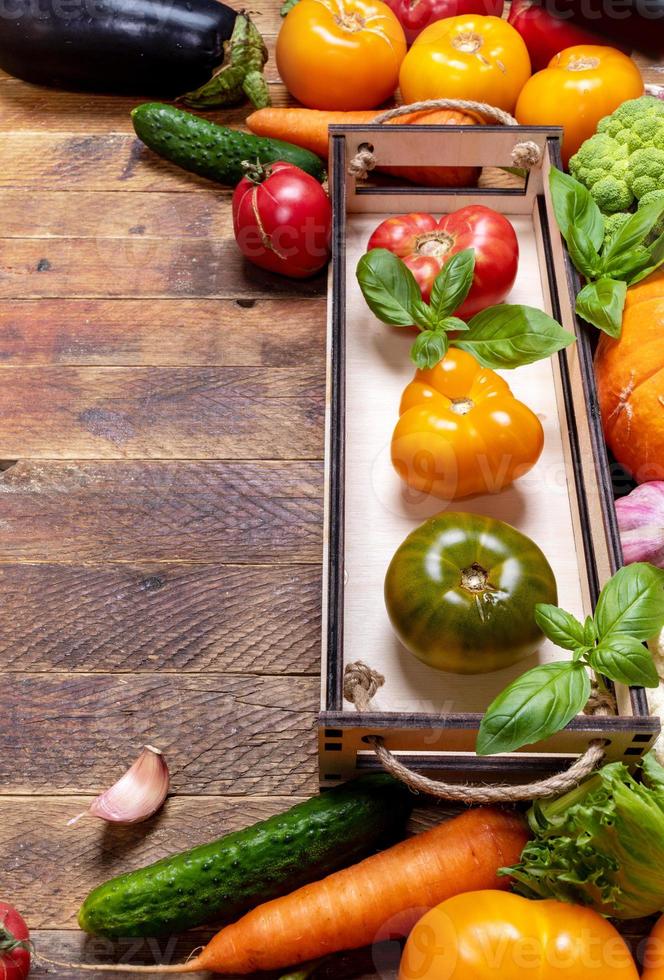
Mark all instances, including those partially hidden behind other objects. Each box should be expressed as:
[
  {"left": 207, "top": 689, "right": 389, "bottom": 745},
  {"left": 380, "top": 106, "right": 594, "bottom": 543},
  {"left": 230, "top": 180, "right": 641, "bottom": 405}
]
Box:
[
  {"left": 391, "top": 350, "right": 543, "bottom": 500},
  {"left": 515, "top": 45, "right": 644, "bottom": 166},
  {"left": 400, "top": 891, "right": 640, "bottom": 980},
  {"left": 399, "top": 15, "right": 531, "bottom": 113},
  {"left": 277, "top": 0, "right": 407, "bottom": 110}
]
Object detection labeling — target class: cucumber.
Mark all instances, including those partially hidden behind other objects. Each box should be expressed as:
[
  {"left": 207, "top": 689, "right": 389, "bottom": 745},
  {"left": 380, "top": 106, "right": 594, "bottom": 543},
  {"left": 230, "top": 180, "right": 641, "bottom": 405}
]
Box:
[
  {"left": 131, "top": 103, "right": 326, "bottom": 186},
  {"left": 78, "top": 774, "right": 412, "bottom": 938}
]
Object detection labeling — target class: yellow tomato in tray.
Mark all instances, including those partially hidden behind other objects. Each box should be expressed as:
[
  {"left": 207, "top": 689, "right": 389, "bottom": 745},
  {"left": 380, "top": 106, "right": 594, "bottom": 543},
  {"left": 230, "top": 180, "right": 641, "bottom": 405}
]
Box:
[
  {"left": 515, "top": 45, "right": 644, "bottom": 166},
  {"left": 276, "top": 0, "right": 407, "bottom": 110},
  {"left": 391, "top": 350, "right": 544, "bottom": 500},
  {"left": 399, "top": 15, "right": 531, "bottom": 114}
]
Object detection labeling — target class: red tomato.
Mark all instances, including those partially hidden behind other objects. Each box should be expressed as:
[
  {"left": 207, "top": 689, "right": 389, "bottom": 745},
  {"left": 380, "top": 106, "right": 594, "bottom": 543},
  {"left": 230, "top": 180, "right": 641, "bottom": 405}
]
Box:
[
  {"left": 507, "top": 0, "right": 626, "bottom": 71},
  {"left": 367, "top": 207, "right": 519, "bottom": 318},
  {"left": 0, "top": 903, "right": 31, "bottom": 980},
  {"left": 383, "top": 0, "right": 503, "bottom": 45},
  {"left": 233, "top": 162, "right": 332, "bottom": 279}
]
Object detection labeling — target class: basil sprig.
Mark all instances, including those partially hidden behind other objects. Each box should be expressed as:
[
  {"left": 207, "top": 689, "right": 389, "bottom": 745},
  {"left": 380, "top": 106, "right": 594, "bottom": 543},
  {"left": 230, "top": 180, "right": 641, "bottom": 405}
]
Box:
[
  {"left": 476, "top": 562, "right": 664, "bottom": 756},
  {"left": 356, "top": 247, "right": 574, "bottom": 371},
  {"left": 549, "top": 168, "right": 664, "bottom": 338}
]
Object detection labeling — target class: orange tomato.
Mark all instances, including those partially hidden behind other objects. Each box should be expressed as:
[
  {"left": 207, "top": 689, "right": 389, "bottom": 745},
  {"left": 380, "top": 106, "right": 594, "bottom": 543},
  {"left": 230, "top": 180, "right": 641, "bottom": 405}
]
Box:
[
  {"left": 399, "top": 15, "right": 531, "bottom": 114},
  {"left": 400, "top": 891, "right": 640, "bottom": 980},
  {"left": 643, "top": 913, "right": 664, "bottom": 978},
  {"left": 276, "top": 0, "right": 406, "bottom": 110},
  {"left": 391, "top": 349, "right": 543, "bottom": 500},
  {"left": 515, "top": 45, "right": 644, "bottom": 166}
]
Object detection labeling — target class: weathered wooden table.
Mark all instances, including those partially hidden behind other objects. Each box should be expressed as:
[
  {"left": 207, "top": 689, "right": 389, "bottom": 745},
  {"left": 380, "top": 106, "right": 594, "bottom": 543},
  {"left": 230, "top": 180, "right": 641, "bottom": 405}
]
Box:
[{"left": 0, "top": 18, "right": 661, "bottom": 976}]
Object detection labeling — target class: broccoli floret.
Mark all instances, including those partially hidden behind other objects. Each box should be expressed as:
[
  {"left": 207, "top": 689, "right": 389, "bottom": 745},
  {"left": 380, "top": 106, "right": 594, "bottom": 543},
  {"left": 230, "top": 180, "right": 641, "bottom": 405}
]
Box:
[
  {"left": 628, "top": 147, "right": 664, "bottom": 201},
  {"left": 638, "top": 190, "right": 664, "bottom": 239},
  {"left": 602, "top": 212, "right": 632, "bottom": 250},
  {"left": 569, "top": 97, "right": 664, "bottom": 214},
  {"left": 569, "top": 133, "right": 633, "bottom": 212}
]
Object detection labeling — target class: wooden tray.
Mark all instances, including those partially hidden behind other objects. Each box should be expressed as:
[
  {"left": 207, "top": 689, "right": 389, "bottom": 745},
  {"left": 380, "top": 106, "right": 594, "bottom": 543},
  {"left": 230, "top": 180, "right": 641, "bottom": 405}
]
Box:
[{"left": 318, "top": 124, "right": 660, "bottom": 786}]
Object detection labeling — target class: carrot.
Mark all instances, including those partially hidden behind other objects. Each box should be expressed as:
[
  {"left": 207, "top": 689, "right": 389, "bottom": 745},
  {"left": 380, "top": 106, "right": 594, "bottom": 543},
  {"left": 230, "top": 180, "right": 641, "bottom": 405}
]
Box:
[
  {"left": 50, "top": 807, "right": 526, "bottom": 976},
  {"left": 245, "top": 107, "right": 484, "bottom": 188}
]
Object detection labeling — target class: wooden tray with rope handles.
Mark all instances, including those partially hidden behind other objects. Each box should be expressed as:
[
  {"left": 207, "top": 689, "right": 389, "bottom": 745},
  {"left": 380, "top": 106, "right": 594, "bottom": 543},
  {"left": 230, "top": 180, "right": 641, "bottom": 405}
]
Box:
[{"left": 318, "top": 111, "right": 660, "bottom": 802}]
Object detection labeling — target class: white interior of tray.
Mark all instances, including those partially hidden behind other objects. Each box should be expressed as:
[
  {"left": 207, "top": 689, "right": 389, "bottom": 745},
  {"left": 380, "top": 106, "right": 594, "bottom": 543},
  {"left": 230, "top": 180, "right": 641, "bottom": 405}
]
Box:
[{"left": 341, "top": 211, "right": 589, "bottom": 714}]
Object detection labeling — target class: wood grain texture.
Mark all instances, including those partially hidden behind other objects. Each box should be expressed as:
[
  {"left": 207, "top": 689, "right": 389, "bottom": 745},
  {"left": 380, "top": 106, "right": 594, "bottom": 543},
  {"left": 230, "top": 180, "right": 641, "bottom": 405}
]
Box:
[
  {"left": 0, "top": 674, "right": 319, "bottom": 794},
  {"left": 0, "top": 298, "right": 326, "bottom": 367},
  {"left": 0, "top": 460, "right": 323, "bottom": 562},
  {"left": 0, "top": 192, "right": 238, "bottom": 238},
  {"left": 30, "top": 930, "right": 402, "bottom": 979},
  {"left": 0, "top": 76, "right": 288, "bottom": 135},
  {"left": 0, "top": 238, "right": 327, "bottom": 299},
  {"left": 0, "top": 563, "right": 321, "bottom": 673},
  {"left": 0, "top": 366, "right": 324, "bottom": 459},
  {"left": 1, "top": 795, "right": 452, "bottom": 928}
]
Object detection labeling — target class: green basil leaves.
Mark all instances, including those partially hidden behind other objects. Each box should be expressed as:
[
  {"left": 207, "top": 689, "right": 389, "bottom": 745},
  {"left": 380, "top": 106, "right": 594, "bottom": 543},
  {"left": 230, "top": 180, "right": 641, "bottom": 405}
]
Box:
[
  {"left": 549, "top": 168, "right": 664, "bottom": 338},
  {"left": 356, "top": 246, "right": 574, "bottom": 371},
  {"left": 477, "top": 562, "right": 664, "bottom": 756}
]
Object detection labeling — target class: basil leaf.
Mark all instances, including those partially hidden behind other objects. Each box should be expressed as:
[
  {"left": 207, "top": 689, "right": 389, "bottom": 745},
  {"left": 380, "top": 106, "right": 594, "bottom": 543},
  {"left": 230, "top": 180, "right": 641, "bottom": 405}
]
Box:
[
  {"left": 566, "top": 224, "right": 601, "bottom": 279},
  {"left": 584, "top": 615, "right": 597, "bottom": 645},
  {"left": 476, "top": 662, "right": 590, "bottom": 756},
  {"left": 454, "top": 305, "right": 574, "bottom": 369},
  {"left": 603, "top": 248, "right": 653, "bottom": 282},
  {"left": 575, "top": 278, "right": 627, "bottom": 338},
  {"left": 602, "top": 198, "right": 664, "bottom": 265},
  {"left": 429, "top": 248, "right": 475, "bottom": 322},
  {"left": 356, "top": 249, "right": 423, "bottom": 328},
  {"left": 549, "top": 168, "right": 604, "bottom": 252},
  {"left": 628, "top": 231, "right": 664, "bottom": 285},
  {"left": 594, "top": 562, "right": 664, "bottom": 642},
  {"left": 590, "top": 635, "right": 659, "bottom": 688},
  {"left": 411, "top": 330, "right": 449, "bottom": 369},
  {"left": 441, "top": 316, "right": 470, "bottom": 333},
  {"left": 535, "top": 603, "right": 586, "bottom": 650}
]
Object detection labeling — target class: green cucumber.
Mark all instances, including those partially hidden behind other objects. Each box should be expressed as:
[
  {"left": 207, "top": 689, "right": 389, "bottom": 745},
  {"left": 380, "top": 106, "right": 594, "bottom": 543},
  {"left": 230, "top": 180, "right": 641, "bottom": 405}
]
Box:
[
  {"left": 78, "top": 774, "right": 412, "bottom": 938},
  {"left": 131, "top": 103, "right": 326, "bottom": 186}
]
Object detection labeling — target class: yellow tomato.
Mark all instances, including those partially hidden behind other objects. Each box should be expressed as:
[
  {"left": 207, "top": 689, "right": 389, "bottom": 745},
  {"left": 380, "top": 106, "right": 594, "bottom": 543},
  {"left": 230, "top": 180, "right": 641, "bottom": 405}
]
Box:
[
  {"left": 399, "top": 15, "right": 531, "bottom": 114},
  {"left": 400, "top": 891, "right": 640, "bottom": 980},
  {"left": 515, "top": 45, "right": 644, "bottom": 166},
  {"left": 276, "top": 0, "right": 406, "bottom": 110}
]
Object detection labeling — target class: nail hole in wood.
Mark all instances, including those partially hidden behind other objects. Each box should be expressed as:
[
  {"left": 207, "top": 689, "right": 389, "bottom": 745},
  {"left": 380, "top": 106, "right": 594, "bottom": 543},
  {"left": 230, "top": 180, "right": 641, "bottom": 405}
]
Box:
[
  {"left": 0, "top": 460, "right": 18, "bottom": 472},
  {"left": 236, "top": 298, "right": 257, "bottom": 309}
]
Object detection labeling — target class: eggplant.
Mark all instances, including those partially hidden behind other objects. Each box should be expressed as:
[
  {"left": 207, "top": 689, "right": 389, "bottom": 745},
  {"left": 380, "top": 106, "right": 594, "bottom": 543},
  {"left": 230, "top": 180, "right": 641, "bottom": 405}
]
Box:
[{"left": 0, "top": 0, "right": 238, "bottom": 96}]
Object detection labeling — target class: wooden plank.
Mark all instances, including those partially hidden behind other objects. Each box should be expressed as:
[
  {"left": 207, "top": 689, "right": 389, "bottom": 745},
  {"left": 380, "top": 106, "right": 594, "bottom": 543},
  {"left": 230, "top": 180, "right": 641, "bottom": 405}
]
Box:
[
  {"left": 0, "top": 238, "right": 327, "bottom": 299},
  {"left": 0, "top": 74, "right": 288, "bottom": 135},
  {"left": 0, "top": 298, "right": 326, "bottom": 367},
  {"left": 1, "top": 795, "right": 450, "bottom": 929},
  {"left": 0, "top": 460, "right": 323, "bottom": 562},
  {"left": 29, "top": 930, "right": 401, "bottom": 979},
  {"left": 0, "top": 192, "right": 238, "bottom": 238},
  {"left": 0, "top": 366, "right": 324, "bottom": 459},
  {"left": 0, "top": 563, "right": 321, "bottom": 673},
  {"left": 0, "top": 674, "right": 319, "bottom": 794}
]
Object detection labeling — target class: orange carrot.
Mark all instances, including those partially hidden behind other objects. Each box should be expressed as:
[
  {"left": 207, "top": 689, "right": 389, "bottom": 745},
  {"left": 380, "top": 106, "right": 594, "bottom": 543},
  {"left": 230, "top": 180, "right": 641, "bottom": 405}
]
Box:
[
  {"left": 45, "top": 807, "right": 527, "bottom": 977},
  {"left": 245, "top": 107, "right": 484, "bottom": 188}
]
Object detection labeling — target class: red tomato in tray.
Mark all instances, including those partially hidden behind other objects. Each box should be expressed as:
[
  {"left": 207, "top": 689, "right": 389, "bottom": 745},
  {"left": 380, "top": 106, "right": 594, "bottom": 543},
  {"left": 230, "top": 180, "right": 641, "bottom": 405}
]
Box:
[
  {"left": 367, "top": 206, "right": 519, "bottom": 319},
  {"left": 507, "top": 0, "right": 627, "bottom": 72},
  {"left": 0, "top": 903, "right": 31, "bottom": 980},
  {"left": 383, "top": 0, "right": 504, "bottom": 45},
  {"left": 233, "top": 161, "right": 332, "bottom": 279}
]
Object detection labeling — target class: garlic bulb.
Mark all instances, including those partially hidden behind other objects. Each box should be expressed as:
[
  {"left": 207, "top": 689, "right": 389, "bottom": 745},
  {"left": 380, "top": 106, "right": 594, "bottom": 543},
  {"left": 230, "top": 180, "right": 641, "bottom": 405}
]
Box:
[
  {"left": 69, "top": 745, "right": 169, "bottom": 826},
  {"left": 615, "top": 482, "right": 664, "bottom": 568}
]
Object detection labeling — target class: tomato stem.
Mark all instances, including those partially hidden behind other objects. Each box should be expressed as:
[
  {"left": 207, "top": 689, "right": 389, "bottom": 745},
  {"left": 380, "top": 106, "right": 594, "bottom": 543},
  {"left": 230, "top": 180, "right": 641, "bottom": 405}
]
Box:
[
  {"left": 0, "top": 925, "right": 32, "bottom": 956},
  {"left": 460, "top": 562, "right": 490, "bottom": 593},
  {"left": 240, "top": 158, "right": 272, "bottom": 184}
]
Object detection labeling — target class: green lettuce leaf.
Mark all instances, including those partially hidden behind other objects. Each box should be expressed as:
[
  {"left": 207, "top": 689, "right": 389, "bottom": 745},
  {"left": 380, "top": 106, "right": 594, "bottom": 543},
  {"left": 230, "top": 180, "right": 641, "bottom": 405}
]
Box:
[{"left": 503, "top": 753, "right": 664, "bottom": 918}]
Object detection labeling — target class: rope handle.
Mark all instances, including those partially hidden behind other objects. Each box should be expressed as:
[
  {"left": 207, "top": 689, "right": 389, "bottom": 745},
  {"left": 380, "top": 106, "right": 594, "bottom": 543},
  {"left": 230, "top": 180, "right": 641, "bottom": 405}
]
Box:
[
  {"left": 348, "top": 98, "right": 542, "bottom": 180},
  {"left": 343, "top": 661, "right": 609, "bottom": 803}
]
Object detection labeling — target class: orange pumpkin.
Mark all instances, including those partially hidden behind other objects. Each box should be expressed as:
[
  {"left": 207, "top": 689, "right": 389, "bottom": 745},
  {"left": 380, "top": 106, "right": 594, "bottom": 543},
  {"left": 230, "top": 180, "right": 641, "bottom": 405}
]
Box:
[{"left": 595, "top": 269, "right": 664, "bottom": 483}]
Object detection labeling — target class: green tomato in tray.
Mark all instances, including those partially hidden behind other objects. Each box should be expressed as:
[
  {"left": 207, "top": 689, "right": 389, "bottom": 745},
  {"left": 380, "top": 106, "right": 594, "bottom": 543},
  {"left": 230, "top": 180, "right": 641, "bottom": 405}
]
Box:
[{"left": 384, "top": 512, "right": 557, "bottom": 674}]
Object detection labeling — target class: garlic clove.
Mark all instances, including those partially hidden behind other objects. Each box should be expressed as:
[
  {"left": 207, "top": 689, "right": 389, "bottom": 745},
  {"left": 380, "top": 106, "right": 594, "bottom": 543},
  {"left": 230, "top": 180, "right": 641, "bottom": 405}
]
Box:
[
  {"left": 615, "top": 482, "right": 664, "bottom": 568},
  {"left": 68, "top": 745, "right": 169, "bottom": 826}
]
